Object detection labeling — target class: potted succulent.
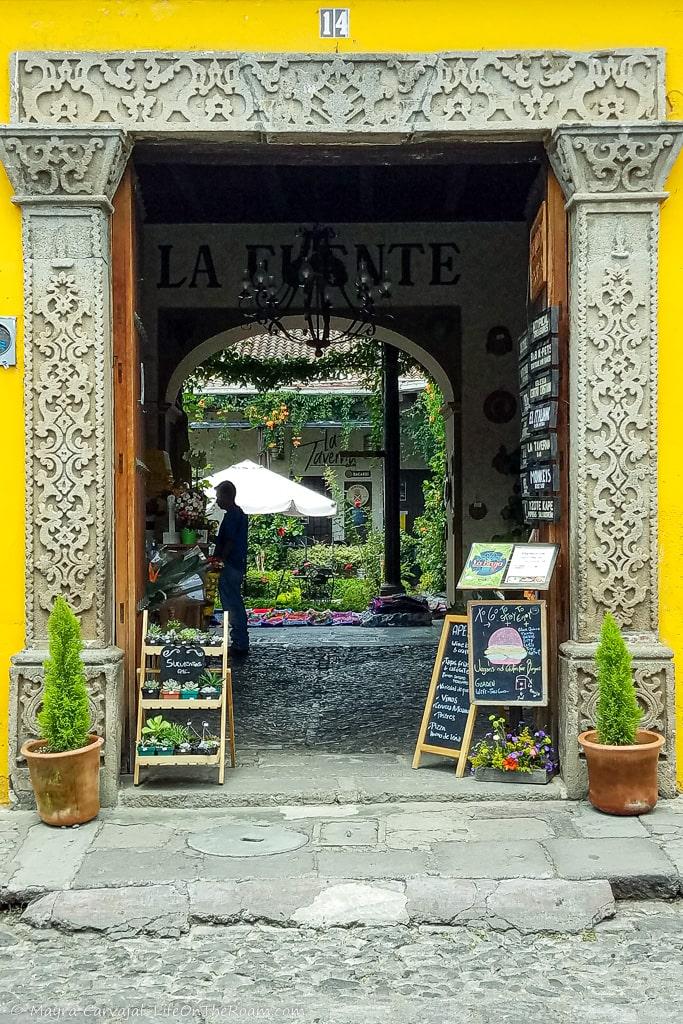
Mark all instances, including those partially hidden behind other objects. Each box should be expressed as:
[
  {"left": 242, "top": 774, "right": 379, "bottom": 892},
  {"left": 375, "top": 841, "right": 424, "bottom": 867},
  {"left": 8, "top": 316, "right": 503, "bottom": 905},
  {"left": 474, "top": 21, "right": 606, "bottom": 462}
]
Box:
[
  {"left": 20, "top": 596, "right": 104, "bottom": 826},
  {"left": 163, "top": 721, "right": 191, "bottom": 752},
  {"left": 145, "top": 623, "right": 163, "bottom": 645},
  {"left": 141, "top": 716, "right": 175, "bottom": 755},
  {"left": 161, "top": 679, "right": 181, "bottom": 700},
  {"left": 180, "top": 681, "right": 200, "bottom": 700},
  {"left": 141, "top": 676, "right": 161, "bottom": 699},
  {"left": 137, "top": 734, "right": 157, "bottom": 756},
  {"left": 198, "top": 670, "right": 222, "bottom": 699},
  {"left": 579, "top": 613, "right": 663, "bottom": 815},
  {"left": 469, "top": 715, "right": 556, "bottom": 784}
]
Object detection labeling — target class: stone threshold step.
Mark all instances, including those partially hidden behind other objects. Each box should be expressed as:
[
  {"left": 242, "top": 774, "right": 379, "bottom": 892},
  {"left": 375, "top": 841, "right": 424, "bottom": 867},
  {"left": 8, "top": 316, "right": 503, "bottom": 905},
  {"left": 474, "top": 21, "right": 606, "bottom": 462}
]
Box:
[
  {"left": 19, "top": 877, "right": 616, "bottom": 937},
  {"left": 117, "top": 775, "right": 568, "bottom": 808}
]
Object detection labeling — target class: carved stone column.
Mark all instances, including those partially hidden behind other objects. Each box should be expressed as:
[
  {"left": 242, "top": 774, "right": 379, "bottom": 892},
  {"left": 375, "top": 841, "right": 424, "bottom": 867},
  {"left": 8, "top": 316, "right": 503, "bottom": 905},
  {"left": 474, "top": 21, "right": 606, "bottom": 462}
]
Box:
[
  {"left": 0, "top": 126, "right": 132, "bottom": 806},
  {"left": 547, "top": 123, "right": 683, "bottom": 797}
]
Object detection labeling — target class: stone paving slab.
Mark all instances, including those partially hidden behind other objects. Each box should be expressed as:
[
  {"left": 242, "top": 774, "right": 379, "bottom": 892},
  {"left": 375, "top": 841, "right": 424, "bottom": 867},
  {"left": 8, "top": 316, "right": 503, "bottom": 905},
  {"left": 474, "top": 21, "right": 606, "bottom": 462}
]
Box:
[
  {"left": 20, "top": 876, "right": 615, "bottom": 935},
  {"left": 544, "top": 838, "right": 679, "bottom": 898},
  {"left": 433, "top": 839, "right": 554, "bottom": 879},
  {"left": 3, "top": 798, "right": 683, "bottom": 915}
]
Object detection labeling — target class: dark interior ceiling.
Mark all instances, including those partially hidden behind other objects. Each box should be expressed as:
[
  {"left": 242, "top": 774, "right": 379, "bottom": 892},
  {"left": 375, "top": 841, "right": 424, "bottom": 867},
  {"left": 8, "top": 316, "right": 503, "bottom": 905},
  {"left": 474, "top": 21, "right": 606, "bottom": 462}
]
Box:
[{"left": 135, "top": 143, "right": 545, "bottom": 224}]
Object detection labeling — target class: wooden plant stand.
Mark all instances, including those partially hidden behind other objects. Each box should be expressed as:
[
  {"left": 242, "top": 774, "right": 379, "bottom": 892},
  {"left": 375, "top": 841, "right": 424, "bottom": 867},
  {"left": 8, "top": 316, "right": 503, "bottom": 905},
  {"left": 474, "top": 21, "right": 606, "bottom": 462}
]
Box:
[{"left": 134, "top": 610, "right": 235, "bottom": 785}]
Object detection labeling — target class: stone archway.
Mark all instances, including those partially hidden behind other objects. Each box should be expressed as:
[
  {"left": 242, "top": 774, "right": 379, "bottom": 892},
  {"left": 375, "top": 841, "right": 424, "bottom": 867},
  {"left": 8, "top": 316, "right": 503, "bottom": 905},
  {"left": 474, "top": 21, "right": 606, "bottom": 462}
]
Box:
[
  {"left": 165, "top": 320, "right": 456, "bottom": 407},
  {"left": 1, "top": 49, "right": 682, "bottom": 801}
]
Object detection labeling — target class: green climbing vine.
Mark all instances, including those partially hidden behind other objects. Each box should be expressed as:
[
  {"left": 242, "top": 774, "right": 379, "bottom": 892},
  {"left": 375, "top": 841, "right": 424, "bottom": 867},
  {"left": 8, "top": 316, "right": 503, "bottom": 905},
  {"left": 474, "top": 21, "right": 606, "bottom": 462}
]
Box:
[{"left": 405, "top": 381, "right": 447, "bottom": 593}]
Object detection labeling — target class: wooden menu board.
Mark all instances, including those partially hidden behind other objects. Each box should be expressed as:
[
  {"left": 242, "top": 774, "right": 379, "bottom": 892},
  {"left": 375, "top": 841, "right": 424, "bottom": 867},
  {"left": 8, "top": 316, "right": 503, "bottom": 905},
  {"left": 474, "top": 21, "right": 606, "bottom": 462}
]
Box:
[
  {"left": 468, "top": 600, "right": 548, "bottom": 707},
  {"left": 412, "top": 615, "right": 477, "bottom": 777}
]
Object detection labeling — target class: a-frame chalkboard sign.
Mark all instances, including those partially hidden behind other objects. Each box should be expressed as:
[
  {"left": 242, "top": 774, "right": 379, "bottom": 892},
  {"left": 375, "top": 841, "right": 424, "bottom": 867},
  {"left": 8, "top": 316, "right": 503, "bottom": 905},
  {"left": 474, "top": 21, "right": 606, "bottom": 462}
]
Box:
[{"left": 412, "top": 615, "right": 478, "bottom": 777}]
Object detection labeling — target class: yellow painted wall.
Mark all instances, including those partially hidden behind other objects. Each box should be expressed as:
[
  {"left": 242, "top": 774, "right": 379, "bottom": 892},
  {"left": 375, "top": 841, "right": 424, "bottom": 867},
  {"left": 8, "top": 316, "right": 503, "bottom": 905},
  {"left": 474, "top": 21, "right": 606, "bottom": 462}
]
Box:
[{"left": 1, "top": 0, "right": 683, "bottom": 799}]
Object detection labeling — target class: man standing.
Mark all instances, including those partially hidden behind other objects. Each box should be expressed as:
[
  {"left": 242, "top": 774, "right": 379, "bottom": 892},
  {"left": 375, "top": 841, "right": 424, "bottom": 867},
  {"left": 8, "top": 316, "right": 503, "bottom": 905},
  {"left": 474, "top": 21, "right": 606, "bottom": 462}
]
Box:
[{"left": 214, "top": 480, "right": 249, "bottom": 655}]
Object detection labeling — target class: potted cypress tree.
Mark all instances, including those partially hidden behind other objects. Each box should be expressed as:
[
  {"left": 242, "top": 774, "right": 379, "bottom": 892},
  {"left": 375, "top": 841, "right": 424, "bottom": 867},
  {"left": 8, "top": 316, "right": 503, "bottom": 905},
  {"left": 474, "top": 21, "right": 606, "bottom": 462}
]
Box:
[
  {"left": 20, "top": 596, "right": 103, "bottom": 826},
  {"left": 579, "top": 613, "right": 664, "bottom": 816}
]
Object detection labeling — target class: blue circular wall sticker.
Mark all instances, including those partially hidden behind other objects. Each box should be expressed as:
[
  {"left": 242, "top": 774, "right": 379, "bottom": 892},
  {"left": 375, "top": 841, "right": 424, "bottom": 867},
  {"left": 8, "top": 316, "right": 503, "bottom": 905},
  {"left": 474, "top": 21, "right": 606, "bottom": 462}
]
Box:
[{"left": 0, "top": 325, "right": 10, "bottom": 355}]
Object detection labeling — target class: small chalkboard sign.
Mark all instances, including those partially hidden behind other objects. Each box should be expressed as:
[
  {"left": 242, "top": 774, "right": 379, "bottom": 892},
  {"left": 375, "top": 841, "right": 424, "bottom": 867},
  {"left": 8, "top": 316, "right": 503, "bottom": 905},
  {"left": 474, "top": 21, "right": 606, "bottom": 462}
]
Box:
[
  {"left": 412, "top": 616, "right": 477, "bottom": 776},
  {"left": 159, "top": 645, "right": 205, "bottom": 684},
  {"left": 468, "top": 601, "right": 548, "bottom": 706}
]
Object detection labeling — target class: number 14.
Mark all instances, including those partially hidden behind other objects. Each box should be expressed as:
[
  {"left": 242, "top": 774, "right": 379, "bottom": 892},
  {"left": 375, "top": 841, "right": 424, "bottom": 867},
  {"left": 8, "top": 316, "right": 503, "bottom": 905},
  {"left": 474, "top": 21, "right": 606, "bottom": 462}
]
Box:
[{"left": 320, "top": 8, "right": 350, "bottom": 38}]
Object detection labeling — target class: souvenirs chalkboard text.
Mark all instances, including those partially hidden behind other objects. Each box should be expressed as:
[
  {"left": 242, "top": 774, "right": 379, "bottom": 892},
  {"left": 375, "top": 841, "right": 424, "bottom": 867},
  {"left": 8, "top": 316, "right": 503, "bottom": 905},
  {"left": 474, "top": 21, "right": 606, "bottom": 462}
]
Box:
[
  {"left": 413, "top": 616, "right": 477, "bottom": 776},
  {"left": 468, "top": 601, "right": 548, "bottom": 706},
  {"left": 159, "top": 645, "right": 205, "bottom": 684}
]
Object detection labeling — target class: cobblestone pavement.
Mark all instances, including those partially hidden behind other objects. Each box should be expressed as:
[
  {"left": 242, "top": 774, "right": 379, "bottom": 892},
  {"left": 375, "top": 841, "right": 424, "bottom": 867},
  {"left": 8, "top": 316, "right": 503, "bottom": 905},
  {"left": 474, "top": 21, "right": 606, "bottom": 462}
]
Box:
[{"left": 0, "top": 901, "right": 682, "bottom": 1023}]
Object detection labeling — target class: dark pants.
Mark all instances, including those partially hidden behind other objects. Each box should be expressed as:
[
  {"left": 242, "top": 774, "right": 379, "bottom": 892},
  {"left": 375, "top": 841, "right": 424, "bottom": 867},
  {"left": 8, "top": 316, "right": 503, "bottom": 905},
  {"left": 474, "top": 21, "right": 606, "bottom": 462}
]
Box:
[{"left": 219, "top": 565, "right": 249, "bottom": 651}]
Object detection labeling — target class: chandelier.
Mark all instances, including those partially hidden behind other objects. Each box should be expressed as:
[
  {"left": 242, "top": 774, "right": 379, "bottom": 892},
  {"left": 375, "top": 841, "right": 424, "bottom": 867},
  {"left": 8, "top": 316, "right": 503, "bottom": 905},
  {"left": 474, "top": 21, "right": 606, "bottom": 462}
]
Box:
[{"left": 238, "top": 224, "right": 392, "bottom": 357}]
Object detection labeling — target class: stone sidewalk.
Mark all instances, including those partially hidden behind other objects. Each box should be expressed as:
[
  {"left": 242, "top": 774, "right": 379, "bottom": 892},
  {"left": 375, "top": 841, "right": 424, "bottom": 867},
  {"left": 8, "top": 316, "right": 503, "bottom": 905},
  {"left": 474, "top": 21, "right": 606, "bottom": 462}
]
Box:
[{"left": 2, "top": 797, "right": 683, "bottom": 937}]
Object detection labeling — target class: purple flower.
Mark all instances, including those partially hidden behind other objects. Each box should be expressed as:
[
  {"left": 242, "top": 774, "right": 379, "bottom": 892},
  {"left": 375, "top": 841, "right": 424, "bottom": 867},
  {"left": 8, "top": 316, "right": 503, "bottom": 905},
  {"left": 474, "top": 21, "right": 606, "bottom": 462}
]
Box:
[
  {"left": 544, "top": 761, "right": 554, "bottom": 772},
  {"left": 510, "top": 751, "right": 520, "bottom": 760}
]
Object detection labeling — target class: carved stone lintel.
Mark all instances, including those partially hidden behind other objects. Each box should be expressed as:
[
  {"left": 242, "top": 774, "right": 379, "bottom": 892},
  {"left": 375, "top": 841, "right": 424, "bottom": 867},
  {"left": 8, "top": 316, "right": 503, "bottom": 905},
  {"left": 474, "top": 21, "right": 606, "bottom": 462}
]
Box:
[
  {"left": 559, "top": 639, "right": 676, "bottom": 799},
  {"left": 11, "top": 50, "right": 664, "bottom": 135},
  {"left": 9, "top": 646, "right": 124, "bottom": 808}
]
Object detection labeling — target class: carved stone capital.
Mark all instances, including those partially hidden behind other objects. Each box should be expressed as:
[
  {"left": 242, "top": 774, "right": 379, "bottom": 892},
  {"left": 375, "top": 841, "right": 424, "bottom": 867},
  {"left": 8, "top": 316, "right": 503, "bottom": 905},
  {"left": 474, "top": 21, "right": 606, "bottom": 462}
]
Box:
[
  {"left": 548, "top": 123, "right": 683, "bottom": 203},
  {"left": 0, "top": 126, "right": 131, "bottom": 207}
]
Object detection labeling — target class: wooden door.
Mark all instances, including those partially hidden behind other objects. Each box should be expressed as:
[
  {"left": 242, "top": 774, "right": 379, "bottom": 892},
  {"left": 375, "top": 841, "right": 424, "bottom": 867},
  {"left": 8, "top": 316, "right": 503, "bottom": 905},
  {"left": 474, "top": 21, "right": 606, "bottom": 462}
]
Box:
[
  {"left": 527, "top": 169, "right": 570, "bottom": 740},
  {"left": 112, "top": 166, "right": 147, "bottom": 774}
]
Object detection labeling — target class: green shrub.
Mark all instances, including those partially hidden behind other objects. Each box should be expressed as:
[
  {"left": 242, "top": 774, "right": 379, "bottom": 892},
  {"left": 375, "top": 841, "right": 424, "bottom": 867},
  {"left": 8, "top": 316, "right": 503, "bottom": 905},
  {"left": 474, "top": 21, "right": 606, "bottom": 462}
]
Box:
[
  {"left": 275, "top": 586, "right": 303, "bottom": 610},
  {"left": 37, "top": 597, "right": 91, "bottom": 753},
  {"left": 595, "top": 613, "right": 642, "bottom": 745},
  {"left": 331, "top": 578, "right": 373, "bottom": 612}
]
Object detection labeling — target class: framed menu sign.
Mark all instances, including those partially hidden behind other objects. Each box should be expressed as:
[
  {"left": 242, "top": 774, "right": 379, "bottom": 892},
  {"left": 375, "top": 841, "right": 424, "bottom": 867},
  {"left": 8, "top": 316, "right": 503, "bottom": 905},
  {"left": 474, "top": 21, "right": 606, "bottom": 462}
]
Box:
[
  {"left": 502, "top": 544, "right": 559, "bottom": 590},
  {"left": 413, "top": 616, "right": 477, "bottom": 777},
  {"left": 468, "top": 600, "right": 548, "bottom": 707}
]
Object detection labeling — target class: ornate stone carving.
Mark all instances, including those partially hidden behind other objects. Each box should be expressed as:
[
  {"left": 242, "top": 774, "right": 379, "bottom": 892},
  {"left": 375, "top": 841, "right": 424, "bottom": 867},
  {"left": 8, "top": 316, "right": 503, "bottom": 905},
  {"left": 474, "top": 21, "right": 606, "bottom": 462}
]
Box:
[
  {"left": 0, "top": 128, "right": 130, "bottom": 645},
  {"left": 0, "top": 127, "right": 131, "bottom": 202},
  {"left": 11, "top": 50, "right": 664, "bottom": 134},
  {"left": 547, "top": 126, "right": 683, "bottom": 641},
  {"left": 549, "top": 124, "right": 683, "bottom": 199}
]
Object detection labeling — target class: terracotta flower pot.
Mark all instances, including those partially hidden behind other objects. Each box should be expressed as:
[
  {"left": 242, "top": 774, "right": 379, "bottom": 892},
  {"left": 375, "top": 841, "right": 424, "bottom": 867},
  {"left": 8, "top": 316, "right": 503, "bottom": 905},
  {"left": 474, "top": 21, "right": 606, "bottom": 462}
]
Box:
[
  {"left": 578, "top": 729, "right": 664, "bottom": 816},
  {"left": 20, "top": 734, "right": 103, "bottom": 827}
]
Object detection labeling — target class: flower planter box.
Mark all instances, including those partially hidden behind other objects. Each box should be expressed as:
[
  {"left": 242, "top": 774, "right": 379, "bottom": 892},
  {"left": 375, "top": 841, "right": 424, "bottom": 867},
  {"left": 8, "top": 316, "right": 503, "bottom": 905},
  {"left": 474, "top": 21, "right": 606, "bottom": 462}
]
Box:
[{"left": 474, "top": 767, "right": 551, "bottom": 785}]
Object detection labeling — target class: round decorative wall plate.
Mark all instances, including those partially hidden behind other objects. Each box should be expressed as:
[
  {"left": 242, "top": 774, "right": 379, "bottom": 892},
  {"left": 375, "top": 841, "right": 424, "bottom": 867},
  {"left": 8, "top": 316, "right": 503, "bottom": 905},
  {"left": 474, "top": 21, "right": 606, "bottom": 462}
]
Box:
[
  {"left": 483, "top": 390, "right": 517, "bottom": 424},
  {"left": 486, "top": 325, "right": 513, "bottom": 356}
]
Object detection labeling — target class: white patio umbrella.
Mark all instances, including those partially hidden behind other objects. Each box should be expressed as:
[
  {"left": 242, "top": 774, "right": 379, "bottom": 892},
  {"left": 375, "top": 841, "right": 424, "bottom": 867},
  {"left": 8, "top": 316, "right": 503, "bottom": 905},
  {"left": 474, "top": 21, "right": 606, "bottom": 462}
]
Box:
[{"left": 206, "top": 459, "right": 337, "bottom": 519}]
